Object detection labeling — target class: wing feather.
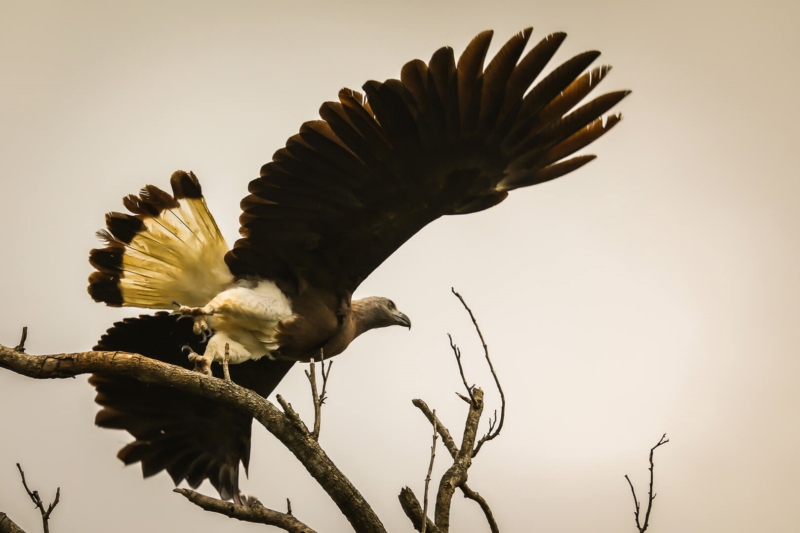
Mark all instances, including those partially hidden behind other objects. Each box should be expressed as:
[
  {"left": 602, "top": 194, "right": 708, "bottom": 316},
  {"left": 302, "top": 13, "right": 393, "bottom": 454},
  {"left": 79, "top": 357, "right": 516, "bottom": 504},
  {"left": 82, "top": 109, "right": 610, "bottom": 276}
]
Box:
[
  {"left": 226, "top": 29, "right": 629, "bottom": 294},
  {"left": 91, "top": 313, "right": 294, "bottom": 501}
]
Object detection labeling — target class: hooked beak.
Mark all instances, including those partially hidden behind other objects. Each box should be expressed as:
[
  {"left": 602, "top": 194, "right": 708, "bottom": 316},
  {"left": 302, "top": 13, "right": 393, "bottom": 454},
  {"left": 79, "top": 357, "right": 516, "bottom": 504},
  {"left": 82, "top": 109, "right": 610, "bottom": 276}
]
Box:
[{"left": 395, "top": 311, "right": 412, "bottom": 330}]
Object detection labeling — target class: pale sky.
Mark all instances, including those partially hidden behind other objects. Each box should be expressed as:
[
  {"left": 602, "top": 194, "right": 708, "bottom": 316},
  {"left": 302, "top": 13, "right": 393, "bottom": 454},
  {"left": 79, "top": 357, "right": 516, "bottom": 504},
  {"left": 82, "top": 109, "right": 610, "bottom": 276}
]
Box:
[{"left": 1, "top": 1, "right": 799, "bottom": 532}]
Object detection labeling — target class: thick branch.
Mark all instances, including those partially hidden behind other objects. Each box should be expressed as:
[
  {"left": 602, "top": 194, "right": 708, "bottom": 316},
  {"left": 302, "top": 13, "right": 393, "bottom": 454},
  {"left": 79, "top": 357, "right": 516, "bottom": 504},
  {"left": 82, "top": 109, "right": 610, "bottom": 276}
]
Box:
[
  {"left": 398, "top": 488, "right": 441, "bottom": 533},
  {"left": 0, "top": 513, "right": 26, "bottom": 533},
  {"left": 412, "top": 399, "right": 459, "bottom": 459},
  {"left": 434, "top": 387, "right": 484, "bottom": 532},
  {"left": 175, "top": 489, "right": 315, "bottom": 533},
  {"left": 0, "top": 343, "right": 386, "bottom": 533}
]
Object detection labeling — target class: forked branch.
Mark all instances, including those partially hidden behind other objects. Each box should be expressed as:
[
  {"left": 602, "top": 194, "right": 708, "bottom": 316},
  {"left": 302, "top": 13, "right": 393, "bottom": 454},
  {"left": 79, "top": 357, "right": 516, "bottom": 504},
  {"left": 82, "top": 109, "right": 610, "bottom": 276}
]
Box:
[
  {"left": 15, "top": 463, "right": 60, "bottom": 533},
  {"left": 451, "top": 288, "right": 505, "bottom": 457},
  {"left": 305, "top": 351, "right": 334, "bottom": 440},
  {"left": 625, "top": 433, "right": 669, "bottom": 533}
]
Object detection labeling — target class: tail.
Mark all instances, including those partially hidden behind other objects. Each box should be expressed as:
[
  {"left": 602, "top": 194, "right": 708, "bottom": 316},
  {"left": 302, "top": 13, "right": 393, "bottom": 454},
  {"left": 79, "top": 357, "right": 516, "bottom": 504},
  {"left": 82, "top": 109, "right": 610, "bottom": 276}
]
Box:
[
  {"left": 88, "top": 170, "right": 232, "bottom": 309},
  {"left": 91, "top": 313, "right": 295, "bottom": 501}
]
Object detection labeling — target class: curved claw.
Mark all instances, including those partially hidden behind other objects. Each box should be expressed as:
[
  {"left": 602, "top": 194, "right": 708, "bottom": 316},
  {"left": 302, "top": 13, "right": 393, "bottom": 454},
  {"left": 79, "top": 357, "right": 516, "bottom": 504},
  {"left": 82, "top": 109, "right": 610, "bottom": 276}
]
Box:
[{"left": 181, "top": 344, "right": 195, "bottom": 356}]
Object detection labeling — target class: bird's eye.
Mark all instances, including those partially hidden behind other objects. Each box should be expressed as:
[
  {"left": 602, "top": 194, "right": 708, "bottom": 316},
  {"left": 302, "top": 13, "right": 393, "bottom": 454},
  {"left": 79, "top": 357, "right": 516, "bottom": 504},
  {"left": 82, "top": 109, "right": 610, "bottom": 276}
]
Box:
[{"left": 388, "top": 300, "right": 395, "bottom": 309}]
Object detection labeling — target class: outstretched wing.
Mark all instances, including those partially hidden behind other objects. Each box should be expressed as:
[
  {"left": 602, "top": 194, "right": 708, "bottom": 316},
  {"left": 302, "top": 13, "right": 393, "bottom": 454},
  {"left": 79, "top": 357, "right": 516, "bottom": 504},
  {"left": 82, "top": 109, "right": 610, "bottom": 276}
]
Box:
[
  {"left": 225, "top": 28, "right": 627, "bottom": 294},
  {"left": 90, "top": 313, "right": 294, "bottom": 501}
]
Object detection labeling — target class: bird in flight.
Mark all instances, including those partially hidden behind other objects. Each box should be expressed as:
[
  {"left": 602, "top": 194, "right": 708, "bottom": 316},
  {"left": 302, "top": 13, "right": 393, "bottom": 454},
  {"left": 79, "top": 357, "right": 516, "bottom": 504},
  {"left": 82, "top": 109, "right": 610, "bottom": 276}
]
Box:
[{"left": 87, "top": 27, "right": 628, "bottom": 503}]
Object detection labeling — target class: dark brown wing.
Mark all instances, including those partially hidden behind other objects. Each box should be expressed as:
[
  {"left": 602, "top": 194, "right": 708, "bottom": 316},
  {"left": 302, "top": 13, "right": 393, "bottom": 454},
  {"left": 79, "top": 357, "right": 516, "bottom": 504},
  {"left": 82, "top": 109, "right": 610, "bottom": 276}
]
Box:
[
  {"left": 225, "top": 28, "right": 628, "bottom": 294},
  {"left": 90, "top": 312, "right": 294, "bottom": 502}
]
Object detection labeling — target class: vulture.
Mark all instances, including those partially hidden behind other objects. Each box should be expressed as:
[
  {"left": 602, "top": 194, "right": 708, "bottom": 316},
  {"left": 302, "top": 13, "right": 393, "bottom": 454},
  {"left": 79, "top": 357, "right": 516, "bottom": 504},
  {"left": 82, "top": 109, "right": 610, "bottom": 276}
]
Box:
[{"left": 87, "top": 28, "right": 629, "bottom": 503}]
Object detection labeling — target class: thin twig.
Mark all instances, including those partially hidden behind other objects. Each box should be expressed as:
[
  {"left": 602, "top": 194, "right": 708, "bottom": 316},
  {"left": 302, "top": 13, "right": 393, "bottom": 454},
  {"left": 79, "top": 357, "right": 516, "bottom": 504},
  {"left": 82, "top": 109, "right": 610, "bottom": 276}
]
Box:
[
  {"left": 448, "top": 334, "right": 475, "bottom": 405},
  {"left": 421, "top": 409, "right": 438, "bottom": 533},
  {"left": 320, "top": 358, "right": 333, "bottom": 406},
  {"left": 14, "top": 327, "right": 27, "bottom": 353},
  {"left": 275, "top": 395, "right": 308, "bottom": 432},
  {"left": 305, "top": 358, "right": 320, "bottom": 438},
  {"left": 222, "top": 343, "right": 231, "bottom": 382},
  {"left": 624, "top": 475, "right": 641, "bottom": 529},
  {"left": 451, "top": 288, "right": 506, "bottom": 457},
  {"left": 625, "top": 433, "right": 669, "bottom": 532},
  {"left": 287, "top": 498, "right": 292, "bottom": 515},
  {"left": 16, "top": 463, "right": 59, "bottom": 533}
]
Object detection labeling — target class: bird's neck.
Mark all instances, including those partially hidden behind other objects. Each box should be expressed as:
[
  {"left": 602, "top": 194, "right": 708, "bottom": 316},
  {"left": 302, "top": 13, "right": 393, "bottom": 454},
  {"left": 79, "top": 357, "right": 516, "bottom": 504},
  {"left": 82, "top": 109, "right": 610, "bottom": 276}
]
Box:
[{"left": 350, "top": 299, "right": 383, "bottom": 338}]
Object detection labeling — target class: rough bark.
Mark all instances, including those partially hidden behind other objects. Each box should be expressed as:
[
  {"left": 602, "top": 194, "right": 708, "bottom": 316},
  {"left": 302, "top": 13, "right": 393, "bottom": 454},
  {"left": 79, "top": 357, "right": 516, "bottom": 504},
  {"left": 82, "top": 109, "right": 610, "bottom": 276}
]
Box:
[
  {"left": 175, "top": 489, "right": 316, "bottom": 532},
  {"left": 0, "top": 513, "right": 25, "bottom": 533},
  {"left": 0, "top": 344, "right": 386, "bottom": 533},
  {"left": 434, "top": 388, "right": 484, "bottom": 532}
]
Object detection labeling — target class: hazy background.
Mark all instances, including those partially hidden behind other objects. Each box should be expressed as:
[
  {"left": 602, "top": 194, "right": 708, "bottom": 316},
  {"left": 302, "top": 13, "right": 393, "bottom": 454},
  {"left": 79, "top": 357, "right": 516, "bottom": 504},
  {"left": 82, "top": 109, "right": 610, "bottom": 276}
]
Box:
[{"left": 1, "top": 1, "right": 798, "bottom": 531}]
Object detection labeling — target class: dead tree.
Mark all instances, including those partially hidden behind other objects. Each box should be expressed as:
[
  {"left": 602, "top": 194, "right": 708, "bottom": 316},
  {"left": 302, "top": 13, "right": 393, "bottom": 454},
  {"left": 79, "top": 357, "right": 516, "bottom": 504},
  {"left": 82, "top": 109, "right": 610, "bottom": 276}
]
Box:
[
  {"left": 0, "top": 290, "right": 505, "bottom": 532},
  {"left": 0, "top": 292, "right": 669, "bottom": 532}
]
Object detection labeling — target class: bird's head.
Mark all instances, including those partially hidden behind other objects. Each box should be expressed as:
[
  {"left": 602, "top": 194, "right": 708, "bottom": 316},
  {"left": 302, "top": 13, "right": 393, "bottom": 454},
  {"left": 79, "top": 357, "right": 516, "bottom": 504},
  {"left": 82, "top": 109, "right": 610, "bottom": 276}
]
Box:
[{"left": 352, "top": 296, "right": 411, "bottom": 333}]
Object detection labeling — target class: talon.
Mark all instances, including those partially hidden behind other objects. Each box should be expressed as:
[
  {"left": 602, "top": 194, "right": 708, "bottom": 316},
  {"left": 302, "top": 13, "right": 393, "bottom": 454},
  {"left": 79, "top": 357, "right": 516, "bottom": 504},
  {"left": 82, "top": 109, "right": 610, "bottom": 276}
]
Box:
[
  {"left": 185, "top": 348, "right": 213, "bottom": 376},
  {"left": 192, "top": 316, "right": 212, "bottom": 340}
]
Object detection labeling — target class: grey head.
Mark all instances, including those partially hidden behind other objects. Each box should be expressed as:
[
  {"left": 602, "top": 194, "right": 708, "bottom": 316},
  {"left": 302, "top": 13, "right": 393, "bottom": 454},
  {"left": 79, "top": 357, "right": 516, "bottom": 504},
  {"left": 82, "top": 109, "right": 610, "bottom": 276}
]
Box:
[{"left": 352, "top": 296, "right": 411, "bottom": 334}]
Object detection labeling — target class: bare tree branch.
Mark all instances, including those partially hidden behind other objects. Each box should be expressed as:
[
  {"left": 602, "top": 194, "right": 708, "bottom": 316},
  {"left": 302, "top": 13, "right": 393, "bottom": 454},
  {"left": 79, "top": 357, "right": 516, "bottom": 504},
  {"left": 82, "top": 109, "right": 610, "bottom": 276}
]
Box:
[
  {"left": 625, "top": 433, "right": 669, "bottom": 532},
  {"left": 305, "top": 351, "right": 333, "bottom": 440},
  {"left": 398, "top": 487, "right": 441, "bottom": 533},
  {"left": 420, "top": 409, "right": 439, "bottom": 533},
  {"left": 451, "top": 288, "right": 505, "bottom": 457},
  {"left": 447, "top": 334, "right": 475, "bottom": 405},
  {"left": 15, "top": 464, "right": 59, "bottom": 533},
  {"left": 459, "top": 483, "right": 499, "bottom": 533},
  {"left": 175, "top": 488, "right": 316, "bottom": 532},
  {"left": 0, "top": 512, "right": 26, "bottom": 533},
  {"left": 413, "top": 402, "right": 494, "bottom": 532},
  {"left": 0, "top": 342, "right": 387, "bottom": 533}
]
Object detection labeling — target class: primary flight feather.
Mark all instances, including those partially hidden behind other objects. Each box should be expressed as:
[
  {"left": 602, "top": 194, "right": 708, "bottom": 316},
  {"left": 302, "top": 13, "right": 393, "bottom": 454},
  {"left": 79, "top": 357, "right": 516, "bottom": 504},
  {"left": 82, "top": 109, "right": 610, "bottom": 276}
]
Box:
[{"left": 88, "top": 27, "right": 628, "bottom": 502}]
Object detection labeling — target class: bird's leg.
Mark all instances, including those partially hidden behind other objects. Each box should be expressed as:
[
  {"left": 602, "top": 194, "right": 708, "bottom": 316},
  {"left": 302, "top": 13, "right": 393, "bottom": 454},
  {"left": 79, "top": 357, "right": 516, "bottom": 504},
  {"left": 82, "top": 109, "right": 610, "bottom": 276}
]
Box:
[
  {"left": 182, "top": 345, "right": 213, "bottom": 376},
  {"left": 172, "top": 301, "right": 214, "bottom": 341}
]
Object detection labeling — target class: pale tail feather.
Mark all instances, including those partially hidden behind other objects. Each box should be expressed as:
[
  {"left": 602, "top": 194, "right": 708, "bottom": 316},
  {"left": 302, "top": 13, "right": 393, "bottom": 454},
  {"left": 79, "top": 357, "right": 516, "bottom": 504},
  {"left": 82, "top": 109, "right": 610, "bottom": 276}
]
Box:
[{"left": 88, "top": 171, "right": 233, "bottom": 309}]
